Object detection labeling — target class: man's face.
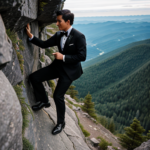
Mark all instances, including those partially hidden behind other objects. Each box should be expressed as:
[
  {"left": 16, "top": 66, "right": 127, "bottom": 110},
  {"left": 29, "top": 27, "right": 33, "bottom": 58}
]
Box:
[{"left": 56, "top": 15, "right": 70, "bottom": 31}]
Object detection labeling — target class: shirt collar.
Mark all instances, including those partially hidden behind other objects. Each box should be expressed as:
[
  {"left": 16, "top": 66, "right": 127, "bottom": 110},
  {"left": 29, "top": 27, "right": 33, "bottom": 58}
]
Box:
[
  {"left": 61, "top": 26, "right": 73, "bottom": 37},
  {"left": 66, "top": 26, "right": 73, "bottom": 36}
]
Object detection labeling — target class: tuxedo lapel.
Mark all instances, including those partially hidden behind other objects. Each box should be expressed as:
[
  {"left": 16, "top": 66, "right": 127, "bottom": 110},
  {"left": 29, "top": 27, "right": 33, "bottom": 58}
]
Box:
[
  {"left": 63, "top": 28, "right": 74, "bottom": 53},
  {"left": 57, "top": 32, "right": 62, "bottom": 52}
]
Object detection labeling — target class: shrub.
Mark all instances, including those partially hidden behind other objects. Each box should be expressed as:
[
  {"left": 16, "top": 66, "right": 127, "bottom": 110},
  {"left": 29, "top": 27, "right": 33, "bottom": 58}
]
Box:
[
  {"left": 97, "top": 136, "right": 112, "bottom": 150},
  {"left": 74, "top": 111, "right": 90, "bottom": 137},
  {"left": 23, "top": 137, "right": 34, "bottom": 150}
]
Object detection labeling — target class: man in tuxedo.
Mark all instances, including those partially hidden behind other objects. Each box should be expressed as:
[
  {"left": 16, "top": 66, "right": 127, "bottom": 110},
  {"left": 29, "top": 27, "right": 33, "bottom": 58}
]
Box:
[{"left": 26, "top": 9, "right": 86, "bottom": 135}]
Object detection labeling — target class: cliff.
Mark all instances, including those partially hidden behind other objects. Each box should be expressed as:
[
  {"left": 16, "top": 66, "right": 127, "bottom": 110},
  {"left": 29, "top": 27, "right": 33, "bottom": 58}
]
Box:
[{"left": 0, "top": 1, "right": 91, "bottom": 150}]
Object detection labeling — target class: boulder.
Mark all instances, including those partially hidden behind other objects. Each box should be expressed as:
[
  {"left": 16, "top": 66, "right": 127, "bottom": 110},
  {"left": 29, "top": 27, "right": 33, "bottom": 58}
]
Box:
[
  {"left": 2, "top": 45, "right": 23, "bottom": 86},
  {"left": 37, "top": 0, "right": 65, "bottom": 28},
  {"left": 0, "top": 71, "right": 22, "bottom": 150},
  {"left": 90, "top": 137, "right": 100, "bottom": 147},
  {"left": 0, "top": 0, "right": 38, "bottom": 32},
  {"left": 134, "top": 140, "right": 150, "bottom": 150},
  {"left": 0, "top": 14, "right": 13, "bottom": 69}
]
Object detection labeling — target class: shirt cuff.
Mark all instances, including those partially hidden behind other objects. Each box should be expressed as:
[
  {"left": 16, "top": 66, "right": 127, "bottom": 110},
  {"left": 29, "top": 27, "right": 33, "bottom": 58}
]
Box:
[
  {"left": 63, "top": 55, "right": 65, "bottom": 62},
  {"left": 29, "top": 34, "right": 34, "bottom": 41}
]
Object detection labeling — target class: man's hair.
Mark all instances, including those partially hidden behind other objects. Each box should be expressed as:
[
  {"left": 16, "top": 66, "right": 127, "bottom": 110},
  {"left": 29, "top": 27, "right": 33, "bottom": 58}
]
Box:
[{"left": 56, "top": 9, "right": 74, "bottom": 25}]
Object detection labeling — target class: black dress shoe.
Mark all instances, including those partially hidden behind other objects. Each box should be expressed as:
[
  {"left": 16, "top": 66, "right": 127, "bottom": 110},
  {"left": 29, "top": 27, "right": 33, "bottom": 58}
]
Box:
[
  {"left": 32, "top": 101, "right": 51, "bottom": 111},
  {"left": 52, "top": 121, "right": 65, "bottom": 135}
]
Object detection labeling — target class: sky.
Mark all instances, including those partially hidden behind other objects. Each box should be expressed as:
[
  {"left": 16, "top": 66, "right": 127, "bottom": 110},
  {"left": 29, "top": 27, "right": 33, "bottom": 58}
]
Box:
[{"left": 63, "top": 0, "right": 150, "bottom": 17}]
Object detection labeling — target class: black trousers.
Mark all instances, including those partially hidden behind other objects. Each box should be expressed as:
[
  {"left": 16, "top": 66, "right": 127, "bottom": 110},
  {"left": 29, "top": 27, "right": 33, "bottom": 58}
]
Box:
[{"left": 29, "top": 62, "right": 73, "bottom": 124}]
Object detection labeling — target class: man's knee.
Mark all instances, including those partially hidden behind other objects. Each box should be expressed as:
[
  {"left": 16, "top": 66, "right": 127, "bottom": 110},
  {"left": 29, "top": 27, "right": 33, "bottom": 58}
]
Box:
[
  {"left": 29, "top": 73, "right": 35, "bottom": 82},
  {"left": 53, "top": 92, "right": 60, "bottom": 101}
]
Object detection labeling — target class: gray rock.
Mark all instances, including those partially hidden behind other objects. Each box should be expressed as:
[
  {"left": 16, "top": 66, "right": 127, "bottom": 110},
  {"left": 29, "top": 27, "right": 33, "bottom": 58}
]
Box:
[
  {"left": 37, "top": 0, "right": 65, "bottom": 28},
  {"left": 1, "top": 0, "right": 38, "bottom": 32},
  {"left": 83, "top": 113, "right": 90, "bottom": 118},
  {"left": 45, "top": 54, "right": 52, "bottom": 66},
  {"left": 90, "top": 137, "right": 99, "bottom": 146},
  {"left": 0, "top": 1, "right": 91, "bottom": 149},
  {"left": 0, "top": 71, "right": 22, "bottom": 150},
  {"left": 2, "top": 45, "right": 23, "bottom": 86},
  {"left": 0, "top": 14, "right": 13, "bottom": 69},
  {"left": 72, "top": 105, "right": 81, "bottom": 111},
  {"left": 0, "top": 0, "right": 23, "bottom": 12},
  {"left": 22, "top": 91, "right": 91, "bottom": 150},
  {"left": 44, "top": 96, "right": 91, "bottom": 150},
  {"left": 17, "top": 20, "right": 40, "bottom": 77},
  {"left": 134, "top": 140, "right": 150, "bottom": 150}
]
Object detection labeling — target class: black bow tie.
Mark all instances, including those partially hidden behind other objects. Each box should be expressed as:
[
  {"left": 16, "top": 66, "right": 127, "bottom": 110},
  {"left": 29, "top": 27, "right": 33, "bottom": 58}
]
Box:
[{"left": 60, "top": 31, "right": 68, "bottom": 37}]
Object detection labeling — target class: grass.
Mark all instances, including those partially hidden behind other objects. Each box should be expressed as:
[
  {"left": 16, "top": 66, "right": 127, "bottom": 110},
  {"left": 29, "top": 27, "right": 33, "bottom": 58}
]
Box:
[
  {"left": 45, "top": 48, "right": 56, "bottom": 61},
  {"left": 74, "top": 111, "right": 90, "bottom": 137},
  {"left": 65, "top": 98, "right": 83, "bottom": 109},
  {"left": 7, "top": 28, "right": 34, "bottom": 149},
  {"left": 97, "top": 136, "right": 112, "bottom": 150}
]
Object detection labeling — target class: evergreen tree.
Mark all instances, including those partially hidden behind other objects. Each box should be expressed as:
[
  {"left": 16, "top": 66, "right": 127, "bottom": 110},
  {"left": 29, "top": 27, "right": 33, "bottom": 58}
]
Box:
[
  {"left": 66, "top": 85, "right": 78, "bottom": 100},
  {"left": 118, "top": 118, "right": 146, "bottom": 150},
  {"left": 146, "top": 130, "right": 150, "bottom": 140},
  {"left": 82, "top": 92, "right": 97, "bottom": 120},
  {"left": 108, "top": 117, "right": 115, "bottom": 133}
]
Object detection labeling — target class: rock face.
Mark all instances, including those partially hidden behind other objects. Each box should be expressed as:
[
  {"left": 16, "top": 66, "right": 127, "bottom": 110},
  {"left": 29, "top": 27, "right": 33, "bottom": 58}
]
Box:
[
  {"left": 23, "top": 94, "right": 91, "bottom": 150},
  {"left": 0, "top": 0, "right": 92, "bottom": 150},
  {"left": 0, "top": 71, "right": 22, "bottom": 150},
  {"left": 37, "top": 0, "right": 65, "bottom": 28},
  {"left": 0, "top": 0, "right": 65, "bottom": 32},
  {"left": 0, "top": 15, "right": 13, "bottom": 69},
  {"left": 2, "top": 45, "right": 23, "bottom": 86},
  {"left": 134, "top": 140, "right": 150, "bottom": 150},
  {"left": 0, "top": 0, "right": 38, "bottom": 32}
]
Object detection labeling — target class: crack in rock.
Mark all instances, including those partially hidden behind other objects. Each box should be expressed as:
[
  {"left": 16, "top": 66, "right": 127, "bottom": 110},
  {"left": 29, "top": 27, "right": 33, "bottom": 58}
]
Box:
[{"left": 42, "top": 109, "right": 55, "bottom": 125}]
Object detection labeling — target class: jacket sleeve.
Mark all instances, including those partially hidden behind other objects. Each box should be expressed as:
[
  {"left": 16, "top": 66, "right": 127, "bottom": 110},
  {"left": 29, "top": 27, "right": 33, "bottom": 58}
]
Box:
[
  {"left": 28, "top": 32, "right": 57, "bottom": 48},
  {"left": 64, "top": 34, "right": 87, "bottom": 63}
]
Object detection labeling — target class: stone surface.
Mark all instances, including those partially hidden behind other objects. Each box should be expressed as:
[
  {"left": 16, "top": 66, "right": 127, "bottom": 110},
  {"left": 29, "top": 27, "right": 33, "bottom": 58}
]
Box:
[
  {"left": 134, "top": 140, "right": 150, "bottom": 150},
  {"left": 0, "top": 0, "right": 23, "bottom": 12},
  {"left": 90, "top": 138, "right": 99, "bottom": 147},
  {"left": 2, "top": 45, "right": 23, "bottom": 86},
  {"left": 0, "top": 1, "right": 92, "bottom": 149},
  {"left": 37, "top": 0, "right": 65, "bottom": 28},
  {"left": 0, "top": 14, "right": 13, "bottom": 69},
  {"left": 0, "top": 0, "right": 65, "bottom": 32},
  {"left": 23, "top": 91, "right": 91, "bottom": 150},
  {"left": 65, "top": 94, "right": 79, "bottom": 104},
  {"left": 0, "top": 71, "right": 22, "bottom": 150},
  {"left": 0, "top": 0, "right": 38, "bottom": 32},
  {"left": 90, "top": 138, "right": 99, "bottom": 144},
  {"left": 17, "top": 20, "right": 40, "bottom": 78}
]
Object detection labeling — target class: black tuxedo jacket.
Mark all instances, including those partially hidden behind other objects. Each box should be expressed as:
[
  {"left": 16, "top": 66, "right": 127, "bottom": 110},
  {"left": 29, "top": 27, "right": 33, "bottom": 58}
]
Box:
[{"left": 28, "top": 28, "right": 87, "bottom": 81}]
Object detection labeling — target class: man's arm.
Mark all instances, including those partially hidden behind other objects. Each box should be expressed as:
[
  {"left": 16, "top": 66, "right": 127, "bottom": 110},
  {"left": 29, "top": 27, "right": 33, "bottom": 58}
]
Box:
[
  {"left": 64, "top": 34, "right": 86, "bottom": 63},
  {"left": 29, "top": 34, "right": 34, "bottom": 41},
  {"left": 28, "top": 32, "right": 57, "bottom": 48},
  {"left": 63, "top": 55, "right": 65, "bottom": 62}
]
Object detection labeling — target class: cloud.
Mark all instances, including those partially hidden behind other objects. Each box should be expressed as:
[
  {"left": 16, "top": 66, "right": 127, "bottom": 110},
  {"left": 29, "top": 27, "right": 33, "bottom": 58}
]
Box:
[{"left": 64, "top": 0, "right": 150, "bottom": 17}]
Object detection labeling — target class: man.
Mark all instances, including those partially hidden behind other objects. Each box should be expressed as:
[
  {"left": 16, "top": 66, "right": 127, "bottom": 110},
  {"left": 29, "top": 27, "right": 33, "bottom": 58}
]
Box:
[{"left": 26, "top": 9, "right": 86, "bottom": 135}]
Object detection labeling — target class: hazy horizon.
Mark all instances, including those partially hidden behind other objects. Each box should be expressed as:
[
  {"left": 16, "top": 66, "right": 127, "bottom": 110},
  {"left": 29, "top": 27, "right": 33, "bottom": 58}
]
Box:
[
  {"left": 74, "top": 14, "right": 150, "bottom": 18},
  {"left": 64, "top": 0, "right": 150, "bottom": 17}
]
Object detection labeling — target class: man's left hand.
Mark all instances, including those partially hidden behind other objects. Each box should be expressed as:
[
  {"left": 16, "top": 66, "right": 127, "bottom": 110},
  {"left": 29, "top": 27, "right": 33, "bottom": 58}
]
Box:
[{"left": 52, "top": 52, "right": 63, "bottom": 60}]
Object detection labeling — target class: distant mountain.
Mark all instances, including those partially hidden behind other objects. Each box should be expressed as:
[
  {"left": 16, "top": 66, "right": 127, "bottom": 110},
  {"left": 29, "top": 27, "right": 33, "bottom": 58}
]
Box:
[
  {"left": 82, "top": 39, "right": 150, "bottom": 69},
  {"left": 73, "top": 21, "right": 150, "bottom": 61},
  {"left": 72, "top": 42, "right": 150, "bottom": 133},
  {"left": 74, "top": 15, "right": 150, "bottom": 24}
]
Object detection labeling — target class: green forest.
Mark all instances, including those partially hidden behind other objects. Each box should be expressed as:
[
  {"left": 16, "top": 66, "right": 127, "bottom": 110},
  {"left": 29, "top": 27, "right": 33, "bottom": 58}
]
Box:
[
  {"left": 72, "top": 42, "right": 150, "bottom": 133},
  {"left": 82, "top": 39, "right": 150, "bottom": 69}
]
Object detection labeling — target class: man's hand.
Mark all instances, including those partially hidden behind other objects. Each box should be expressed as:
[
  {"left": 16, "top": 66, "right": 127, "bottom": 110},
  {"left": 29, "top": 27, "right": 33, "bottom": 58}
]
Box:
[
  {"left": 26, "top": 23, "right": 33, "bottom": 38},
  {"left": 52, "top": 52, "right": 63, "bottom": 60}
]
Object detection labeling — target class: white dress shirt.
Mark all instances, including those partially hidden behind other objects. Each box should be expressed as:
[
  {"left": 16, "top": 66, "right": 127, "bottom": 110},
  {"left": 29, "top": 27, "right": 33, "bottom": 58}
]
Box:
[{"left": 29, "top": 26, "right": 73, "bottom": 62}]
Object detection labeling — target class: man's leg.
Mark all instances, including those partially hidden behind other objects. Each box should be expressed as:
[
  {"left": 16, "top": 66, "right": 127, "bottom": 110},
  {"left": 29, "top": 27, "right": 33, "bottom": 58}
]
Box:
[
  {"left": 29, "top": 65, "right": 59, "bottom": 103},
  {"left": 53, "top": 77, "right": 73, "bottom": 124}
]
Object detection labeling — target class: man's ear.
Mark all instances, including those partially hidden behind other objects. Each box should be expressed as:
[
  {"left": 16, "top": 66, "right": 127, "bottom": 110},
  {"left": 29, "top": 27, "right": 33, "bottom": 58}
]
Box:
[{"left": 67, "top": 20, "right": 70, "bottom": 25}]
